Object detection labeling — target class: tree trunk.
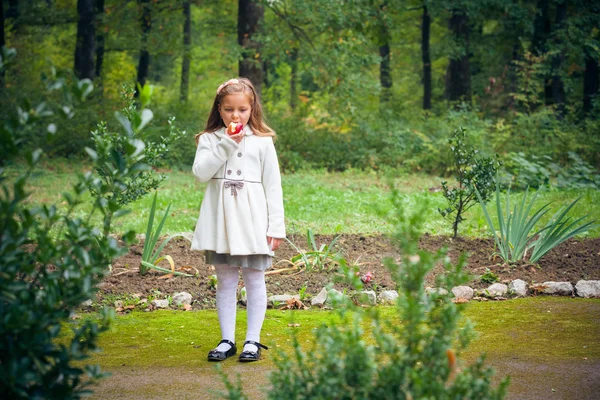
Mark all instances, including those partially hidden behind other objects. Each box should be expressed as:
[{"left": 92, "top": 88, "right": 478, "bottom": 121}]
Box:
[
  {"left": 583, "top": 51, "right": 599, "bottom": 114},
  {"left": 1, "top": 0, "right": 5, "bottom": 88},
  {"left": 238, "top": 0, "right": 264, "bottom": 98},
  {"left": 74, "top": 0, "right": 95, "bottom": 80},
  {"left": 445, "top": 9, "right": 471, "bottom": 102},
  {"left": 95, "top": 0, "right": 105, "bottom": 81},
  {"left": 531, "top": 0, "right": 552, "bottom": 105},
  {"left": 136, "top": 0, "right": 151, "bottom": 96},
  {"left": 7, "top": 0, "right": 17, "bottom": 22},
  {"left": 550, "top": 0, "right": 567, "bottom": 116},
  {"left": 180, "top": 0, "right": 191, "bottom": 102},
  {"left": 290, "top": 47, "right": 298, "bottom": 110},
  {"left": 378, "top": 2, "right": 392, "bottom": 104},
  {"left": 421, "top": 5, "right": 431, "bottom": 110}
]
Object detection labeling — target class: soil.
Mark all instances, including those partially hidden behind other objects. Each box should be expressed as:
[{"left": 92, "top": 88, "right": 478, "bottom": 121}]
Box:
[{"left": 99, "top": 234, "right": 600, "bottom": 309}]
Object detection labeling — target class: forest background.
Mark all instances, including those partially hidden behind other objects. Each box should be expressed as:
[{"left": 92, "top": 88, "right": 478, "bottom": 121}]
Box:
[{"left": 1, "top": 0, "right": 599, "bottom": 182}]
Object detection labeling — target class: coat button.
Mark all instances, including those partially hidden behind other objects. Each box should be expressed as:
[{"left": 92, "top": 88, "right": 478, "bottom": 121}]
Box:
[
  {"left": 227, "top": 170, "right": 232, "bottom": 175},
  {"left": 237, "top": 170, "right": 242, "bottom": 175},
  {"left": 237, "top": 152, "right": 242, "bottom": 157}
]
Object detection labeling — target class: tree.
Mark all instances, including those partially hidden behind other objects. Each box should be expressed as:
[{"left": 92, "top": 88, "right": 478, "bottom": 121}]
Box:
[
  {"left": 421, "top": 3, "right": 432, "bottom": 109},
  {"left": 136, "top": 0, "right": 152, "bottom": 97},
  {"left": 1, "top": 0, "right": 5, "bottom": 87},
  {"left": 377, "top": 2, "right": 392, "bottom": 104},
  {"left": 238, "top": 0, "right": 264, "bottom": 97},
  {"left": 95, "top": 0, "right": 105, "bottom": 83},
  {"left": 549, "top": 0, "right": 567, "bottom": 116},
  {"left": 180, "top": 0, "right": 191, "bottom": 102},
  {"left": 445, "top": 7, "right": 471, "bottom": 102},
  {"left": 74, "top": 0, "right": 96, "bottom": 80}
]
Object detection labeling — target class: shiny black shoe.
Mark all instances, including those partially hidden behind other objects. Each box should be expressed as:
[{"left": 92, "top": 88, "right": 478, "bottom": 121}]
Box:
[
  {"left": 238, "top": 340, "right": 268, "bottom": 362},
  {"left": 207, "top": 339, "right": 237, "bottom": 362}
]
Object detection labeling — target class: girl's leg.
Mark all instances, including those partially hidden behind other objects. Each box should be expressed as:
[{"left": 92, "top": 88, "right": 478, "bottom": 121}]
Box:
[
  {"left": 241, "top": 267, "right": 267, "bottom": 353},
  {"left": 214, "top": 264, "right": 240, "bottom": 351}
]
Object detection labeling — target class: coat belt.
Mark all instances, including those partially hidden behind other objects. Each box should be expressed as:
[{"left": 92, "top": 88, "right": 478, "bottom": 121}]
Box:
[{"left": 224, "top": 180, "right": 244, "bottom": 196}]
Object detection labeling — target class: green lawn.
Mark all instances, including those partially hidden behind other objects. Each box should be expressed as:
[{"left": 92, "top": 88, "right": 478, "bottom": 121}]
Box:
[{"left": 9, "top": 162, "right": 600, "bottom": 237}]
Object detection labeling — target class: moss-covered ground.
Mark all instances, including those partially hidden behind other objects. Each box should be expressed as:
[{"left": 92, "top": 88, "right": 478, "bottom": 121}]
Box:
[{"left": 83, "top": 297, "right": 600, "bottom": 399}]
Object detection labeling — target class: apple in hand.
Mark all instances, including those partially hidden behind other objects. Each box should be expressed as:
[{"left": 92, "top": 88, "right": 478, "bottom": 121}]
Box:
[{"left": 228, "top": 122, "right": 243, "bottom": 136}]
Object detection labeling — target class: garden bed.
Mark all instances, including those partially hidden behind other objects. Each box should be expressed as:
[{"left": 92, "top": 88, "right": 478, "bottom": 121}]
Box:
[{"left": 97, "top": 233, "right": 600, "bottom": 309}]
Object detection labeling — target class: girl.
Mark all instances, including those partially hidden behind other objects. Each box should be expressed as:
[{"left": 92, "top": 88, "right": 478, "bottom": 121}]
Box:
[{"left": 191, "top": 78, "right": 285, "bottom": 362}]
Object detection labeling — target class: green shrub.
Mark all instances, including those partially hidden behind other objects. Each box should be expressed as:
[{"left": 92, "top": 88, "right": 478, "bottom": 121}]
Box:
[
  {"left": 221, "top": 191, "right": 509, "bottom": 399},
  {"left": 439, "top": 127, "right": 500, "bottom": 238}
]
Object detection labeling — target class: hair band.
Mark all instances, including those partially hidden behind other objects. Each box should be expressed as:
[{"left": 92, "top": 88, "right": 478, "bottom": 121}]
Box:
[{"left": 216, "top": 79, "right": 240, "bottom": 95}]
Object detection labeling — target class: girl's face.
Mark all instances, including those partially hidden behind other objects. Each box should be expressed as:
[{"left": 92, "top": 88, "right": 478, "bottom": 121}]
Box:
[{"left": 219, "top": 92, "right": 252, "bottom": 129}]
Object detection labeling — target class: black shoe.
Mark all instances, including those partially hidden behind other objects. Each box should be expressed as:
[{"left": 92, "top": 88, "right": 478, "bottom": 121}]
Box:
[
  {"left": 207, "top": 339, "right": 237, "bottom": 362},
  {"left": 238, "top": 340, "right": 268, "bottom": 362}
]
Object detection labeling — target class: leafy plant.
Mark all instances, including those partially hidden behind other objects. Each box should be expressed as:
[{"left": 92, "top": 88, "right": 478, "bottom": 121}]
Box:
[
  {"left": 475, "top": 180, "right": 597, "bottom": 264},
  {"left": 0, "top": 61, "right": 148, "bottom": 398},
  {"left": 140, "top": 191, "right": 192, "bottom": 276},
  {"left": 298, "top": 283, "right": 309, "bottom": 302},
  {"left": 439, "top": 127, "right": 500, "bottom": 238},
  {"left": 208, "top": 275, "right": 218, "bottom": 290},
  {"left": 221, "top": 190, "right": 509, "bottom": 399},
  {"left": 272, "top": 227, "right": 342, "bottom": 274},
  {"left": 480, "top": 268, "right": 499, "bottom": 284}
]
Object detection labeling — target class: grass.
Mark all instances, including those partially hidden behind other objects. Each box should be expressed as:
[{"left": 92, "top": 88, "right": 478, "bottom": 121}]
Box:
[
  {"left": 78, "top": 297, "right": 599, "bottom": 369},
  {"left": 6, "top": 161, "right": 600, "bottom": 238}
]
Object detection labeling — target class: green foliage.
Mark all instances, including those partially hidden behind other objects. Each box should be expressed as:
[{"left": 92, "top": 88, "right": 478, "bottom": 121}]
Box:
[
  {"left": 140, "top": 191, "right": 192, "bottom": 276},
  {"left": 480, "top": 268, "right": 499, "bottom": 284},
  {"left": 89, "top": 84, "right": 186, "bottom": 208},
  {"left": 284, "top": 227, "right": 342, "bottom": 272},
  {"left": 0, "top": 68, "right": 148, "bottom": 398},
  {"left": 221, "top": 190, "right": 509, "bottom": 400},
  {"left": 439, "top": 127, "right": 500, "bottom": 238},
  {"left": 475, "top": 180, "right": 597, "bottom": 264}
]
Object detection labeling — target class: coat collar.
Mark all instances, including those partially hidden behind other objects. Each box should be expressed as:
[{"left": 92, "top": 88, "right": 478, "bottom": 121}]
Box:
[{"left": 216, "top": 124, "right": 254, "bottom": 137}]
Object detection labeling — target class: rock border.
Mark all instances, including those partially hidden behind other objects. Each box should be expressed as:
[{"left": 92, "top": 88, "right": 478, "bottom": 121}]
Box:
[{"left": 93, "top": 279, "right": 600, "bottom": 312}]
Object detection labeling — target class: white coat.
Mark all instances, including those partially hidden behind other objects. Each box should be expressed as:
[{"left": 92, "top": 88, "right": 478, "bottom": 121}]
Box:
[{"left": 191, "top": 126, "right": 285, "bottom": 256}]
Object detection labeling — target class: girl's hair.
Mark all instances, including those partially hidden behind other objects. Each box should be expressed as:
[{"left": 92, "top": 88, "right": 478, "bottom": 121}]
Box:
[{"left": 195, "top": 78, "right": 275, "bottom": 145}]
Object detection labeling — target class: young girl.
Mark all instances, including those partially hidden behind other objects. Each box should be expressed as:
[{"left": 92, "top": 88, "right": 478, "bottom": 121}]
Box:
[{"left": 191, "top": 78, "right": 285, "bottom": 362}]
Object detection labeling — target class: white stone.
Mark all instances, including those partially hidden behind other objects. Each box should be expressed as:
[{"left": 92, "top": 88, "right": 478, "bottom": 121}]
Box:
[
  {"left": 114, "top": 300, "right": 124, "bottom": 308},
  {"left": 542, "top": 281, "right": 574, "bottom": 296},
  {"left": 575, "top": 280, "right": 600, "bottom": 298},
  {"left": 325, "top": 288, "right": 347, "bottom": 306},
  {"left": 379, "top": 290, "right": 399, "bottom": 304},
  {"left": 509, "top": 279, "right": 528, "bottom": 297},
  {"left": 152, "top": 299, "right": 169, "bottom": 309},
  {"left": 239, "top": 287, "right": 247, "bottom": 305},
  {"left": 425, "top": 287, "right": 449, "bottom": 296},
  {"left": 81, "top": 299, "right": 93, "bottom": 308},
  {"left": 311, "top": 287, "right": 328, "bottom": 307},
  {"left": 486, "top": 283, "right": 508, "bottom": 297},
  {"left": 172, "top": 292, "right": 192, "bottom": 306},
  {"left": 354, "top": 290, "right": 377, "bottom": 306},
  {"left": 451, "top": 286, "right": 474, "bottom": 300},
  {"left": 268, "top": 294, "right": 299, "bottom": 306}
]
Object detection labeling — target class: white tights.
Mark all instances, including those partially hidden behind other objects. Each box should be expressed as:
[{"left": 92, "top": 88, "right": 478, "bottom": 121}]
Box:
[{"left": 214, "top": 264, "right": 267, "bottom": 354}]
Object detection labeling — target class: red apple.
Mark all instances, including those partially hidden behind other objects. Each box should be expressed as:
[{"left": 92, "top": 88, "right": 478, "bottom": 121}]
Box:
[{"left": 228, "top": 122, "right": 243, "bottom": 135}]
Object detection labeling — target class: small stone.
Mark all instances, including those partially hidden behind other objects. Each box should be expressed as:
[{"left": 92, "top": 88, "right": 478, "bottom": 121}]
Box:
[
  {"left": 325, "top": 288, "right": 347, "bottom": 307},
  {"left": 172, "top": 292, "right": 192, "bottom": 306},
  {"left": 152, "top": 299, "right": 169, "bottom": 309},
  {"left": 114, "top": 300, "right": 124, "bottom": 308},
  {"left": 541, "top": 281, "right": 574, "bottom": 296},
  {"left": 81, "top": 299, "right": 93, "bottom": 309},
  {"left": 575, "top": 280, "right": 600, "bottom": 298},
  {"left": 451, "top": 286, "right": 474, "bottom": 300},
  {"left": 353, "top": 290, "right": 377, "bottom": 306},
  {"left": 379, "top": 290, "right": 399, "bottom": 304},
  {"left": 486, "top": 283, "right": 508, "bottom": 297},
  {"left": 509, "top": 279, "right": 528, "bottom": 297},
  {"left": 425, "top": 287, "right": 449, "bottom": 296},
  {"left": 268, "top": 294, "right": 299, "bottom": 307},
  {"left": 239, "top": 287, "right": 247, "bottom": 305},
  {"left": 311, "top": 287, "right": 328, "bottom": 307}
]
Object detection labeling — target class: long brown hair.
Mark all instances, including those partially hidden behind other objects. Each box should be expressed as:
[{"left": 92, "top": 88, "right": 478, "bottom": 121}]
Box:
[{"left": 195, "top": 78, "right": 275, "bottom": 145}]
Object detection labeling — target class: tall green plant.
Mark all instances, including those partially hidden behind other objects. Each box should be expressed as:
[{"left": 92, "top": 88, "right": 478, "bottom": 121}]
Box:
[
  {"left": 0, "top": 63, "right": 148, "bottom": 398},
  {"left": 439, "top": 127, "right": 500, "bottom": 238},
  {"left": 221, "top": 191, "right": 509, "bottom": 399},
  {"left": 475, "top": 181, "right": 597, "bottom": 264}
]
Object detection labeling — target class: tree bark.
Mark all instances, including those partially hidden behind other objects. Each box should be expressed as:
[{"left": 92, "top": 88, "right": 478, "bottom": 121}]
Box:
[
  {"left": 378, "top": 3, "right": 392, "bottom": 104},
  {"left": 180, "top": 0, "right": 191, "bottom": 102},
  {"left": 583, "top": 51, "right": 599, "bottom": 114},
  {"left": 74, "top": 0, "right": 95, "bottom": 80},
  {"left": 550, "top": 0, "right": 567, "bottom": 116},
  {"left": 531, "top": 0, "right": 552, "bottom": 105},
  {"left": 238, "top": 0, "right": 264, "bottom": 97},
  {"left": 421, "top": 5, "right": 431, "bottom": 110},
  {"left": 1, "top": 0, "right": 5, "bottom": 87},
  {"left": 445, "top": 9, "right": 471, "bottom": 103},
  {"left": 7, "top": 0, "right": 17, "bottom": 22},
  {"left": 136, "top": 0, "right": 151, "bottom": 96},
  {"left": 95, "top": 0, "right": 105, "bottom": 81}
]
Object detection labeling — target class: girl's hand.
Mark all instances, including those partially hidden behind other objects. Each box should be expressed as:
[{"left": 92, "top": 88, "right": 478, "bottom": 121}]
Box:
[
  {"left": 229, "top": 132, "right": 244, "bottom": 144},
  {"left": 267, "top": 237, "right": 283, "bottom": 251}
]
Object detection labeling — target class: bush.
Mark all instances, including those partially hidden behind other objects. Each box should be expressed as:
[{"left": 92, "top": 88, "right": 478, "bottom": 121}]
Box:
[
  {"left": 221, "top": 190, "right": 509, "bottom": 399},
  {"left": 0, "top": 59, "right": 157, "bottom": 398}
]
